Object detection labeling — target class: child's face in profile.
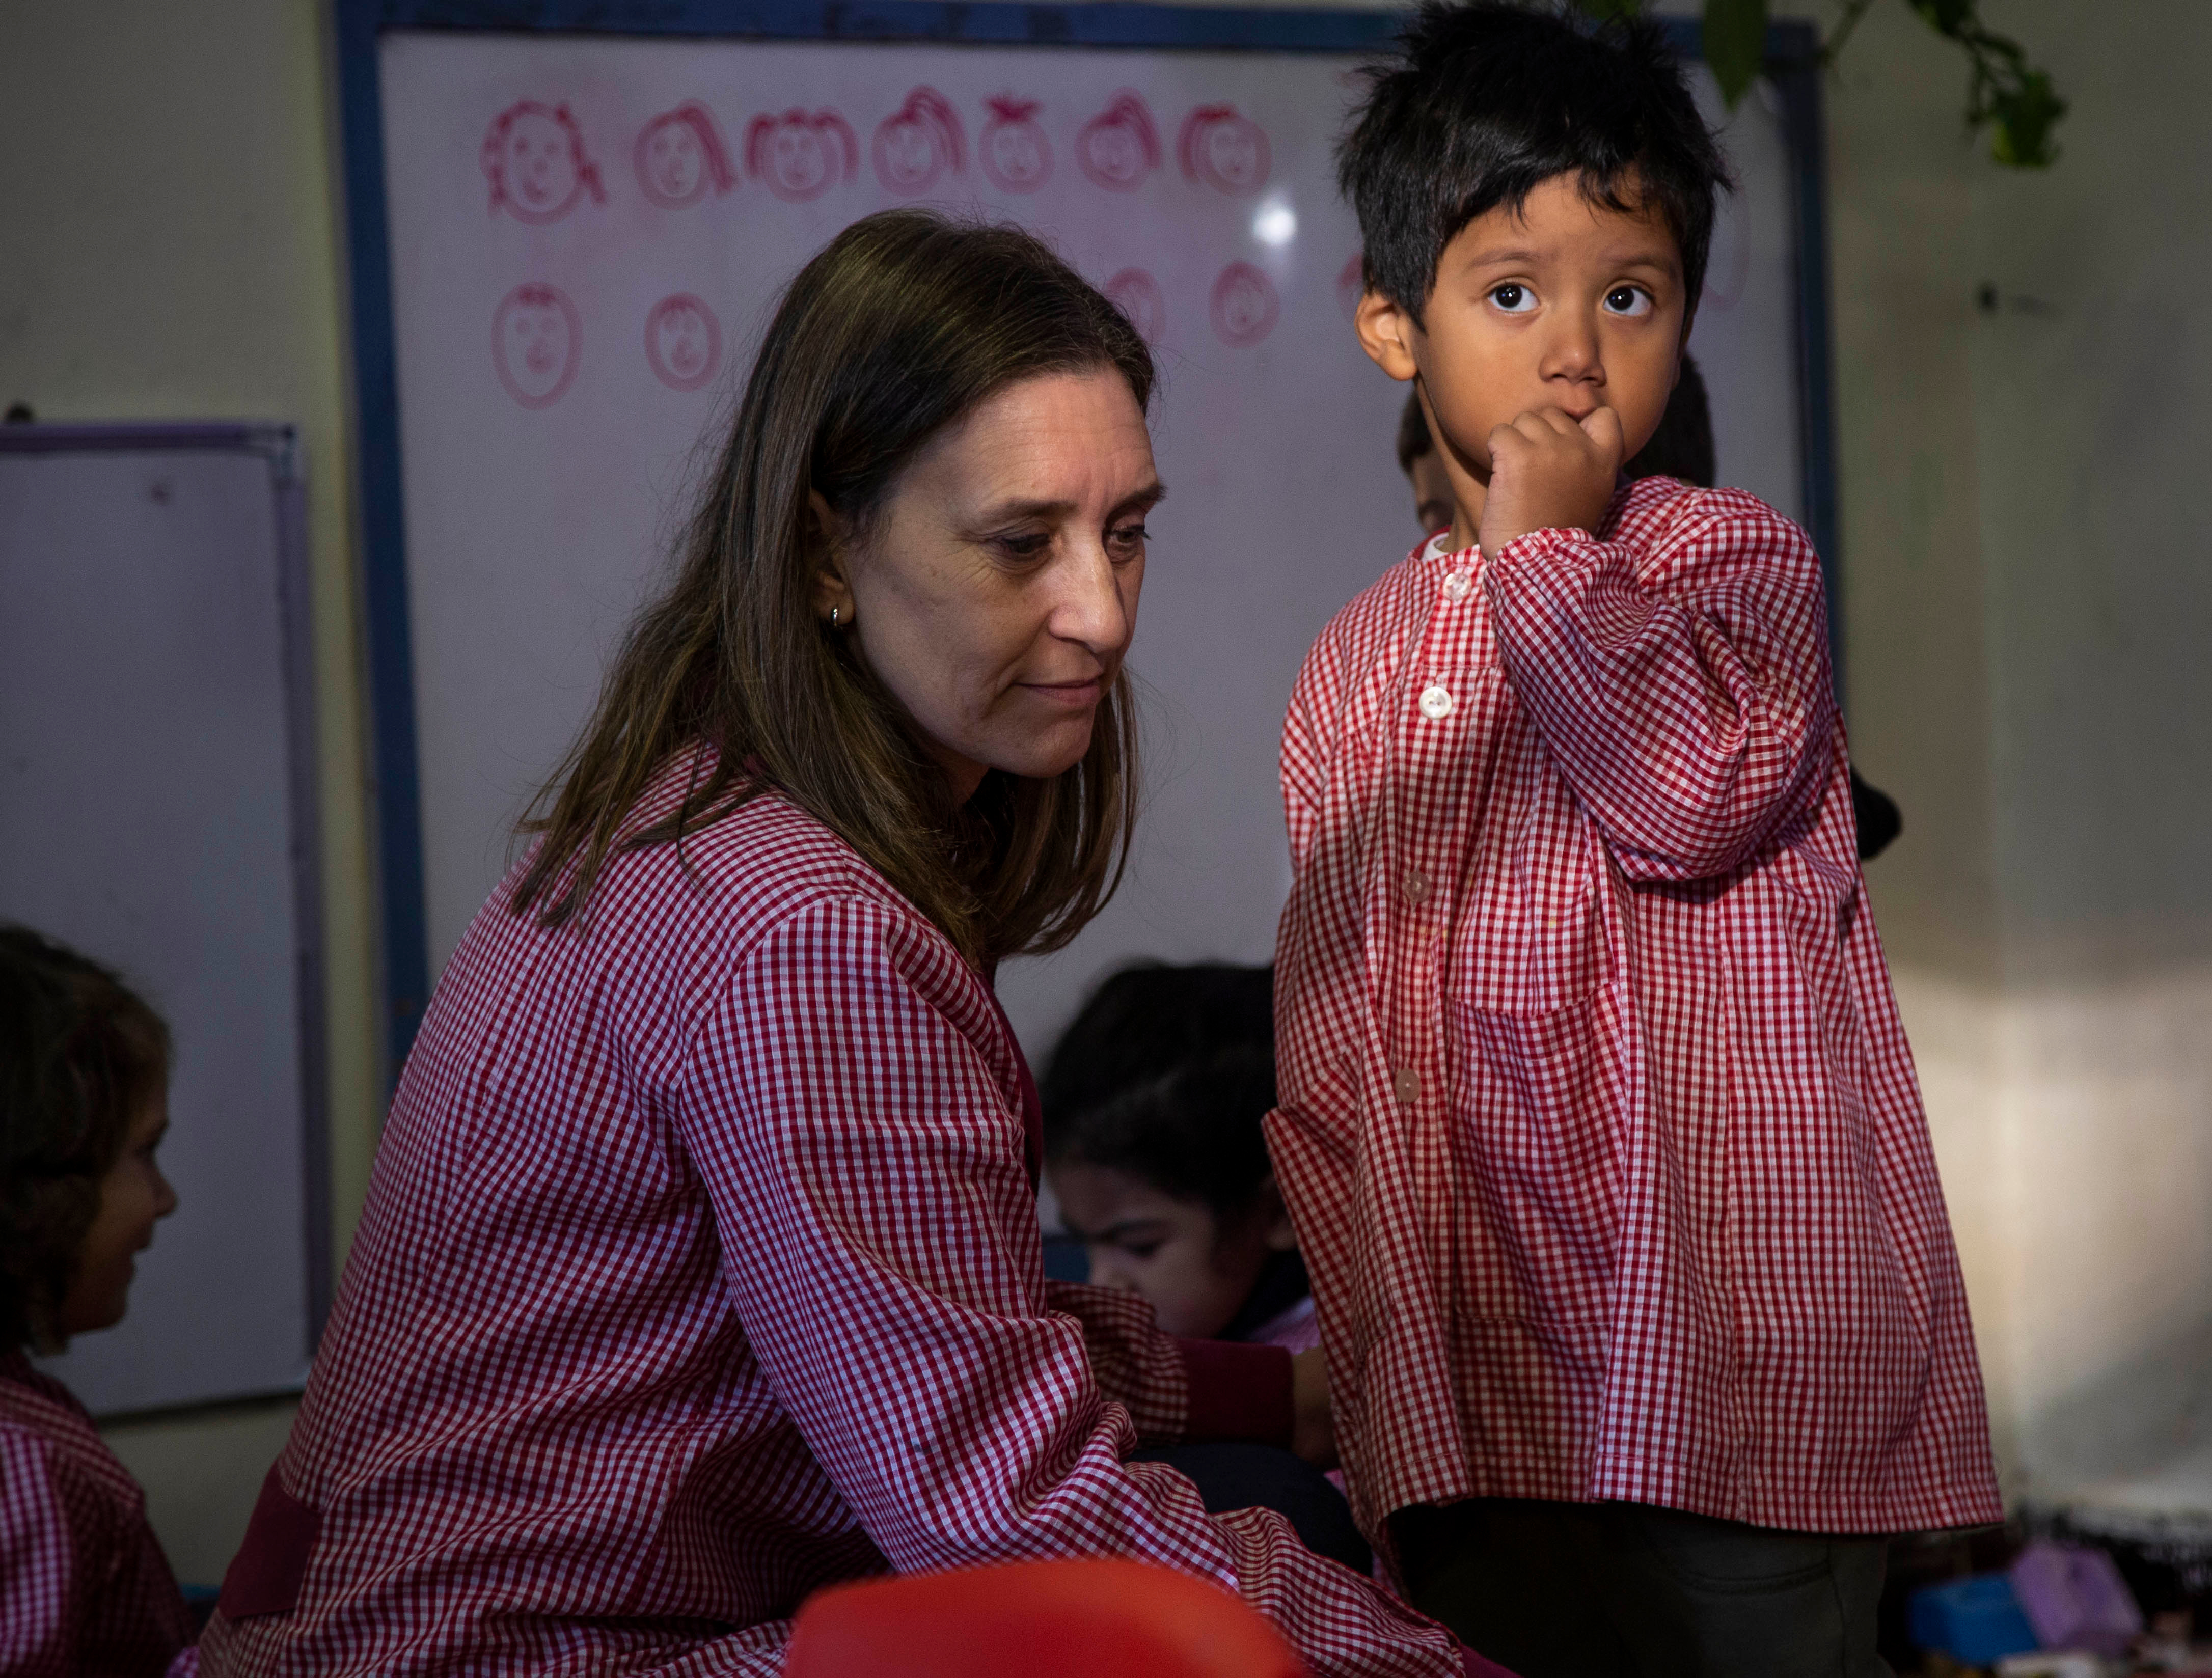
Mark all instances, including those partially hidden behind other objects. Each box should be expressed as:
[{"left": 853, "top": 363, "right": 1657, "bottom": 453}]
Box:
[
  {"left": 1358, "top": 172, "right": 1685, "bottom": 542},
  {"left": 1051, "top": 1161, "right": 1293, "bottom": 1340},
  {"left": 56, "top": 1095, "right": 177, "bottom": 1338}
]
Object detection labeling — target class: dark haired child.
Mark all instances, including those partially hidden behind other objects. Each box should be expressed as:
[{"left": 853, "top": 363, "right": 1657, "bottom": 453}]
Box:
[
  {"left": 0, "top": 924, "right": 192, "bottom": 1675},
  {"left": 1041, "top": 964, "right": 1374, "bottom": 1581},
  {"left": 1278, "top": 5, "right": 2000, "bottom": 1671},
  {"left": 1398, "top": 358, "right": 1905, "bottom": 861},
  {"left": 1042, "top": 967, "right": 1313, "bottom": 1348}
]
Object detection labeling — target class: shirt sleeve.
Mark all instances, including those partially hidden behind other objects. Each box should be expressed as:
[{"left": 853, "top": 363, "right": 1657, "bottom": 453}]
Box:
[
  {"left": 681, "top": 898, "right": 1461, "bottom": 1678},
  {"left": 1482, "top": 490, "right": 1836, "bottom": 882},
  {"left": 0, "top": 1433, "right": 80, "bottom": 1677},
  {"left": 1282, "top": 617, "right": 1350, "bottom": 874},
  {"left": 1042, "top": 1280, "right": 1294, "bottom": 1450}
]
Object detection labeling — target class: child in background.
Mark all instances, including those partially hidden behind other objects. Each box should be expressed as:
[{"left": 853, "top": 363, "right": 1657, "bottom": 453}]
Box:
[
  {"left": 1041, "top": 964, "right": 1366, "bottom": 1578},
  {"left": 1043, "top": 965, "right": 1313, "bottom": 1349},
  {"left": 0, "top": 924, "right": 192, "bottom": 1675},
  {"left": 1278, "top": 6, "right": 1999, "bottom": 1672},
  {"left": 1398, "top": 357, "right": 1905, "bottom": 861}
]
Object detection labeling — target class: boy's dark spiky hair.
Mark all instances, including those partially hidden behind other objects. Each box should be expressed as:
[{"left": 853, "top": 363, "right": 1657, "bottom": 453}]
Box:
[{"left": 1339, "top": 1, "right": 1733, "bottom": 324}]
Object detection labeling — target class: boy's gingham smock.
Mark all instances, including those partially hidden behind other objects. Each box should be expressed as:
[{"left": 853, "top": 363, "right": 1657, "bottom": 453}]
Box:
[
  {"left": 199, "top": 761, "right": 1462, "bottom": 1677},
  {"left": 0, "top": 1351, "right": 194, "bottom": 1677},
  {"left": 1272, "top": 476, "right": 2001, "bottom": 1548}
]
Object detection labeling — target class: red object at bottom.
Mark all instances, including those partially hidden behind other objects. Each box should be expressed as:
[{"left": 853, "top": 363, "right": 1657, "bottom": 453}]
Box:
[{"left": 784, "top": 1559, "right": 1309, "bottom": 1678}]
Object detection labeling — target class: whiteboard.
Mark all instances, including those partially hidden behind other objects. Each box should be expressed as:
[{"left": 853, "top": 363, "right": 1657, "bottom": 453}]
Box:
[
  {"left": 360, "top": 9, "right": 1824, "bottom": 1067},
  {"left": 0, "top": 425, "right": 326, "bottom": 1416}
]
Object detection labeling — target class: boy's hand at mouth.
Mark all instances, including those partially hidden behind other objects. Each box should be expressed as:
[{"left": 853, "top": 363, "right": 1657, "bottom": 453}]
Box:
[{"left": 1478, "top": 404, "right": 1625, "bottom": 556}]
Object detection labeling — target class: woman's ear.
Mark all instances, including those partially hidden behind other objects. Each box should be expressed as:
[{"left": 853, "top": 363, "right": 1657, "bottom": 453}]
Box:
[
  {"left": 806, "top": 490, "right": 855, "bottom": 627},
  {"left": 1258, "top": 1174, "right": 1298, "bottom": 1252},
  {"left": 1354, "top": 288, "right": 1424, "bottom": 383}
]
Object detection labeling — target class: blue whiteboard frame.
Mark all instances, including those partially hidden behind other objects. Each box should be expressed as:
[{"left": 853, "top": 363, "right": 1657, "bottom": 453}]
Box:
[{"left": 335, "top": 0, "right": 1840, "bottom": 1082}]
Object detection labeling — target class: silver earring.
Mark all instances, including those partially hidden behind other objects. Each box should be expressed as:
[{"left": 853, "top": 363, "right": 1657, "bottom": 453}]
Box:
[{"left": 829, "top": 606, "right": 841, "bottom": 626}]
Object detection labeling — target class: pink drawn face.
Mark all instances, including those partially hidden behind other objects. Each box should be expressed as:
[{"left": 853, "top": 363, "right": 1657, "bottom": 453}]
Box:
[
  {"left": 746, "top": 109, "right": 857, "bottom": 202},
  {"left": 873, "top": 88, "right": 964, "bottom": 195},
  {"left": 1077, "top": 92, "right": 1159, "bottom": 192},
  {"left": 773, "top": 125, "right": 830, "bottom": 195},
  {"left": 484, "top": 100, "right": 605, "bottom": 223},
  {"left": 1179, "top": 105, "right": 1271, "bottom": 197},
  {"left": 504, "top": 109, "right": 579, "bottom": 216},
  {"left": 642, "top": 116, "right": 705, "bottom": 203},
  {"left": 493, "top": 284, "right": 580, "bottom": 407},
  {"left": 645, "top": 293, "right": 722, "bottom": 392},
  {"left": 981, "top": 98, "right": 1051, "bottom": 193},
  {"left": 1103, "top": 269, "right": 1166, "bottom": 345},
  {"left": 1210, "top": 262, "right": 1279, "bottom": 348}
]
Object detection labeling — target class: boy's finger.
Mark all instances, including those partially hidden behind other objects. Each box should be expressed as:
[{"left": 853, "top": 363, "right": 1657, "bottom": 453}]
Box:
[{"left": 1580, "top": 405, "right": 1625, "bottom": 459}]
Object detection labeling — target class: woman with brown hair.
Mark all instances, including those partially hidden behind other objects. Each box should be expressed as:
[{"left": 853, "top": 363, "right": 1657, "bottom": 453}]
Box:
[{"left": 201, "top": 212, "right": 1463, "bottom": 1675}]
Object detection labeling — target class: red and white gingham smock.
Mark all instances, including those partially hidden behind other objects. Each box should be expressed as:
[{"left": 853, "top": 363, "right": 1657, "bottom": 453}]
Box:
[
  {"left": 1271, "top": 476, "right": 2001, "bottom": 1547},
  {"left": 199, "top": 765, "right": 1462, "bottom": 1677},
  {"left": 0, "top": 1350, "right": 194, "bottom": 1676}
]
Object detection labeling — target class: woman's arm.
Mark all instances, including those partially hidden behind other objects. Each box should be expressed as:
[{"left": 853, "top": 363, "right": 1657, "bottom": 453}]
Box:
[{"left": 680, "top": 898, "right": 1460, "bottom": 1677}]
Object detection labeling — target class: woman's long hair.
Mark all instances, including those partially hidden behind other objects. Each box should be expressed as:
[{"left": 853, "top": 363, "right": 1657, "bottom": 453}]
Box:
[{"left": 512, "top": 210, "right": 1154, "bottom": 966}]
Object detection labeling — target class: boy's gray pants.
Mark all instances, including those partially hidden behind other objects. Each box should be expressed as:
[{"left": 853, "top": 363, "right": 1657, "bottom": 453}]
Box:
[{"left": 1392, "top": 1497, "right": 1892, "bottom": 1677}]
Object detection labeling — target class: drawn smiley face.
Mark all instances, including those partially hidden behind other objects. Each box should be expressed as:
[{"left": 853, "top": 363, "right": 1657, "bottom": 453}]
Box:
[
  {"left": 980, "top": 97, "right": 1052, "bottom": 193},
  {"left": 644, "top": 293, "right": 722, "bottom": 392},
  {"left": 1178, "top": 105, "right": 1272, "bottom": 197},
  {"left": 493, "top": 283, "right": 581, "bottom": 407},
  {"left": 483, "top": 100, "right": 605, "bottom": 224},
  {"left": 1078, "top": 93, "right": 1159, "bottom": 191},
  {"left": 641, "top": 114, "right": 705, "bottom": 202},
  {"left": 1210, "top": 262, "right": 1280, "bottom": 348},
  {"left": 745, "top": 109, "right": 858, "bottom": 202},
  {"left": 503, "top": 108, "right": 578, "bottom": 216},
  {"left": 1103, "top": 268, "right": 1166, "bottom": 345},
  {"left": 873, "top": 88, "right": 964, "bottom": 195}
]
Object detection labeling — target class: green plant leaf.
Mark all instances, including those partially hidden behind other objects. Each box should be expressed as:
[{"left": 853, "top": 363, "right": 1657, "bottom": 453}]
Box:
[
  {"left": 1703, "top": 0, "right": 1769, "bottom": 107},
  {"left": 1988, "top": 69, "right": 2065, "bottom": 167}
]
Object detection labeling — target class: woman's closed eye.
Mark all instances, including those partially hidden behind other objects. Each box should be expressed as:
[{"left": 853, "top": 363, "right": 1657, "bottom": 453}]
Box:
[
  {"left": 1106, "top": 521, "right": 1149, "bottom": 562},
  {"left": 989, "top": 530, "right": 1054, "bottom": 564}
]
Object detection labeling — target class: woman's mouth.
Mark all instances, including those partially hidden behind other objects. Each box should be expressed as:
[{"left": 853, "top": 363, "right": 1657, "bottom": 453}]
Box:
[{"left": 1019, "top": 678, "right": 1104, "bottom": 708}]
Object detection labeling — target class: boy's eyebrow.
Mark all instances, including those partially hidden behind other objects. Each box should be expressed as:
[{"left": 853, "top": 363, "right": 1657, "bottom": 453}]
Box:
[{"left": 1064, "top": 1216, "right": 1173, "bottom": 1244}]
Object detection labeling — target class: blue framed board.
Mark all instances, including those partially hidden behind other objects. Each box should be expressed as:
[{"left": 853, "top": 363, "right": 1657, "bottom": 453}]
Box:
[{"left": 335, "top": 0, "right": 1839, "bottom": 1080}]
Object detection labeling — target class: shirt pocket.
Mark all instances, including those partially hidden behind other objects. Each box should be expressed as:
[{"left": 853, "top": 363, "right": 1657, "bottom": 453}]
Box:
[{"left": 1445, "top": 980, "right": 1629, "bottom": 1331}]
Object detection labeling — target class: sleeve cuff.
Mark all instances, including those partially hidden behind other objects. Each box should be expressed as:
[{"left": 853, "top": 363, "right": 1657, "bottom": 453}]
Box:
[{"left": 1173, "top": 1337, "right": 1293, "bottom": 1449}]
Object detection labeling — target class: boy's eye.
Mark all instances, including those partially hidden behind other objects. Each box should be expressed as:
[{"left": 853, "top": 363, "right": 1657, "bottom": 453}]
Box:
[
  {"left": 1488, "top": 283, "right": 1535, "bottom": 314},
  {"left": 1604, "top": 285, "right": 1654, "bottom": 317},
  {"left": 1119, "top": 1241, "right": 1163, "bottom": 1260}
]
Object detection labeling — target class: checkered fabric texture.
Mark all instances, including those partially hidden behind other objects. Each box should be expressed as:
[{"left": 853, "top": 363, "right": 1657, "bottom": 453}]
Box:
[
  {"left": 1272, "top": 477, "right": 2003, "bottom": 1556},
  {"left": 0, "top": 1351, "right": 193, "bottom": 1675},
  {"left": 199, "top": 771, "right": 1461, "bottom": 1676}
]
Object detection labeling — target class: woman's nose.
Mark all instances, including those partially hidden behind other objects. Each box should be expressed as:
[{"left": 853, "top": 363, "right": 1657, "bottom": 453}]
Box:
[{"left": 1049, "top": 541, "right": 1134, "bottom": 653}]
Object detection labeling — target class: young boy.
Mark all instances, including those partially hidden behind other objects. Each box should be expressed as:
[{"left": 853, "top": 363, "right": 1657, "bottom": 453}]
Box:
[{"left": 1274, "top": 7, "right": 2000, "bottom": 1673}]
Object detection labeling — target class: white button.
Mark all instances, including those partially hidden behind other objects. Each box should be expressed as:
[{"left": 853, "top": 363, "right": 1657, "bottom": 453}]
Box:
[
  {"left": 1402, "top": 869, "right": 1430, "bottom": 904},
  {"left": 1442, "top": 570, "right": 1473, "bottom": 602},
  {"left": 1418, "top": 684, "right": 1455, "bottom": 721},
  {"left": 1391, "top": 1068, "right": 1423, "bottom": 1104}
]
